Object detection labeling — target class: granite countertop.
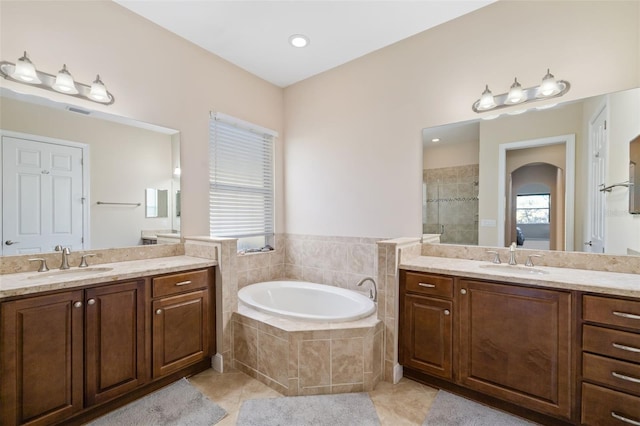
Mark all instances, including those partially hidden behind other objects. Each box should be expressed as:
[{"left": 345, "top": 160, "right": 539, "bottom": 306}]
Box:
[
  {"left": 400, "top": 256, "right": 640, "bottom": 298},
  {"left": 0, "top": 256, "right": 217, "bottom": 300}
]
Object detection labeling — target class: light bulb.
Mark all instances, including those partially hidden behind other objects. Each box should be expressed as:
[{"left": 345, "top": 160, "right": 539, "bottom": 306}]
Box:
[
  {"left": 52, "top": 64, "right": 78, "bottom": 94},
  {"left": 477, "top": 85, "right": 496, "bottom": 110},
  {"left": 288, "top": 34, "right": 309, "bottom": 48},
  {"left": 506, "top": 78, "right": 525, "bottom": 104},
  {"left": 538, "top": 69, "right": 560, "bottom": 97},
  {"left": 88, "top": 74, "right": 110, "bottom": 102},
  {"left": 11, "top": 51, "right": 41, "bottom": 84}
]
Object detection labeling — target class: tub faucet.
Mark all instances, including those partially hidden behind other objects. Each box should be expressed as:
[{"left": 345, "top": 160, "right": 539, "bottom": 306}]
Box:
[
  {"left": 54, "top": 245, "right": 71, "bottom": 270},
  {"left": 357, "top": 277, "right": 377, "bottom": 303},
  {"left": 508, "top": 242, "right": 517, "bottom": 265}
]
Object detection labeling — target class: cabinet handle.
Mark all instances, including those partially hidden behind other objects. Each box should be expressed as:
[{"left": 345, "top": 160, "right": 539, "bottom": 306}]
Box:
[
  {"left": 613, "top": 343, "right": 640, "bottom": 353},
  {"left": 612, "top": 371, "right": 640, "bottom": 384},
  {"left": 460, "top": 289, "right": 467, "bottom": 295},
  {"left": 611, "top": 412, "right": 640, "bottom": 426},
  {"left": 418, "top": 283, "right": 436, "bottom": 288},
  {"left": 444, "top": 309, "right": 450, "bottom": 316},
  {"left": 613, "top": 311, "right": 640, "bottom": 321},
  {"left": 155, "top": 309, "right": 162, "bottom": 315},
  {"left": 73, "top": 301, "right": 83, "bottom": 308},
  {"left": 87, "top": 298, "right": 96, "bottom": 305},
  {"left": 175, "top": 280, "right": 192, "bottom": 286}
]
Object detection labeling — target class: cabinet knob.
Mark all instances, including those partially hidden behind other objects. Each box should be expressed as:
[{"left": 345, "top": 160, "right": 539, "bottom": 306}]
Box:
[
  {"left": 444, "top": 309, "right": 450, "bottom": 316},
  {"left": 87, "top": 298, "right": 96, "bottom": 305},
  {"left": 73, "top": 301, "right": 83, "bottom": 308},
  {"left": 460, "top": 289, "right": 467, "bottom": 295},
  {"left": 155, "top": 309, "right": 163, "bottom": 315}
]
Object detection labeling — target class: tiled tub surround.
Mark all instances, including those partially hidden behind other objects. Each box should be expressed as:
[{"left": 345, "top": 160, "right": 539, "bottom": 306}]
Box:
[{"left": 232, "top": 305, "right": 383, "bottom": 396}]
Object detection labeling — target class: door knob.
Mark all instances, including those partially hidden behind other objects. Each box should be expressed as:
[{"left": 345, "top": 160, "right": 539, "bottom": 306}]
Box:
[
  {"left": 5, "top": 240, "right": 20, "bottom": 245},
  {"left": 87, "top": 298, "right": 96, "bottom": 305},
  {"left": 584, "top": 241, "right": 593, "bottom": 246},
  {"left": 460, "top": 289, "right": 467, "bottom": 295},
  {"left": 155, "top": 309, "right": 162, "bottom": 315},
  {"left": 73, "top": 301, "right": 83, "bottom": 308}
]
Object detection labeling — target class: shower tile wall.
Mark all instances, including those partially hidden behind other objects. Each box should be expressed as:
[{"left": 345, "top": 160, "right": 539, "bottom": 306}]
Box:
[{"left": 423, "top": 164, "right": 479, "bottom": 245}]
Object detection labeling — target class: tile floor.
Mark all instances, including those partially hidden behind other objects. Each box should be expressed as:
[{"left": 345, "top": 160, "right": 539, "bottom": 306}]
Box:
[{"left": 189, "top": 368, "right": 438, "bottom": 425}]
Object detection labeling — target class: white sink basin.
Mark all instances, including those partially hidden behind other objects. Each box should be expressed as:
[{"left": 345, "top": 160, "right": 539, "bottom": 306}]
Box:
[
  {"left": 28, "top": 267, "right": 114, "bottom": 279},
  {"left": 479, "top": 264, "right": 549, "bottom": 275}
]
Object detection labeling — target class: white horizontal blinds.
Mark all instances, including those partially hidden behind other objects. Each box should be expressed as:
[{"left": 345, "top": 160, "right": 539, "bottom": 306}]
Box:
[{"left": 209, "top": 113, "right": 275, "bottom": 242}]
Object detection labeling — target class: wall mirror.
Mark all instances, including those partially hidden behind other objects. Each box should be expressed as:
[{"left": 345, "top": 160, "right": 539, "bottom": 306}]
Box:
[
  {"left": 630, "top": 135, "right": 640, "bottom": 214},
  {"left": 145, "top": 188, "right": 169, "bottom": 218},
  {"left": 422, "top": 86, "right": 640, "bottom": 256},
  {"left": 0, "top": 87, "right": 181, "bottom": 254}
]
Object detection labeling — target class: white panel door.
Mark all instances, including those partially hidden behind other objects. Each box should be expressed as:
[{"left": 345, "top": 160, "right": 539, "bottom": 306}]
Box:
[
  {"left": 587, "top": 106, "right": 607, "bottom": 253},
  {"left": 2, "top": 136, "right": 85, "bottom": 255}
]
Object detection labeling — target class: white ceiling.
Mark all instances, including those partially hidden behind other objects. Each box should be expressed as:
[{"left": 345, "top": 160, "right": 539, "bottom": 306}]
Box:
[{"left": 115, "top": 0, "right": 495, "bottom": 88}]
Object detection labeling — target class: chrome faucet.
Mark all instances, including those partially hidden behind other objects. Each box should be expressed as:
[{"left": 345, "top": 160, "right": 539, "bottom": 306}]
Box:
[
  {"left": 357, "top": 277, "right": 377, "bottom": 302},
  {"left": 508, "top": 242, "right": 518, "bottom": 265},
  {"left": 54, "top": 245, "right": 71, "bottom": 270}
]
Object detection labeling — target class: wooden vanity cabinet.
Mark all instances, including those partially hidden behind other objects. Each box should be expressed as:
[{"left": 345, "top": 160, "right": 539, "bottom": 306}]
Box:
[
  {"left": 458, "top": 279, "right": 573, "bottom": 420},
  {"left": 399, "top": 271, "right": 453, "bottom": 379},
  {"left": 399, "top": 270, "right": 574, "bottom": 423},
  {"left": 0, "top": 266, "right": 215, "bottom": 426},
  {"left": 151, "top": 269, "right": 212, "bottom": 378},
  {"left": 0, "top": 290, "right": 85, "bottom": 426},
  {"left": 580, "top": 294, "right": 640, "bottom": 426}
]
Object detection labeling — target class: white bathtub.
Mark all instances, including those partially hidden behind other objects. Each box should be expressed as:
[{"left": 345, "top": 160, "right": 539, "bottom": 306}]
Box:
[{"left": 237, "top": 281, "right": 376, "bottom": 322}]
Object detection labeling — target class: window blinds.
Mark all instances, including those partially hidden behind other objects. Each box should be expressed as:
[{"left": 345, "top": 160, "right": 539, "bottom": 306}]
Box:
[{"left": 209, "top": 113, "right": 275, "bottom": 242}]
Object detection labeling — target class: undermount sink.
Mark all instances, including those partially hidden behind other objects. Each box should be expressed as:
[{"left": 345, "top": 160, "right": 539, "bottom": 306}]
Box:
[
  {"left": 479, "top": 264, "right": 549, "bottom": 275},
  {"left": 28, "top": 267, "right": 114, "bottom": 279}
]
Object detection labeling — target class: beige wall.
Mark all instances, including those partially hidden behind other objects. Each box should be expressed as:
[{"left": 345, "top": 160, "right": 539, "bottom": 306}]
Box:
[
  {"left": 423, "top": 139, "right": 479, "bottom": 169},
  {"left": 284, "top": 1, "right": 639, "bottom": 239},
  {"left": 1, "top": 97, "right": 174, "bottom": 249},
  {"left": 0, "top": 0, "right": 284, "bottom": 241}
]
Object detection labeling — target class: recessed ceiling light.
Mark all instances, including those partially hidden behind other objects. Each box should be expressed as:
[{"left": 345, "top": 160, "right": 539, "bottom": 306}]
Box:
[
  {"left": 431, "top": 138, "right": 440, "bottom": 143},
  {"left": 289, "top": 34, "right": 309, "bottom": 48}
]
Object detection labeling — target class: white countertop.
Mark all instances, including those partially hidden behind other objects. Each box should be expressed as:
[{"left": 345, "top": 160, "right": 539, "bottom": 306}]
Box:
[
  {"left": 400, "top": 256, "right": 640, "bottom": 298},
  {"left": 0, "top": 256, "right": 217, "bottom": 300}
]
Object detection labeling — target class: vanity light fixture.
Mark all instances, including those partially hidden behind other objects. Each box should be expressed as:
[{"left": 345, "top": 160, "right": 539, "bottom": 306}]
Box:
[
  {"left": 472, "top": 69, "right": 569, "bottom": 114},
  {"left": 0, "top": 51, "right": 114, "bottom": 105},
  {"left": 289, "top": 34, "right": 310, "bottom": 48}
]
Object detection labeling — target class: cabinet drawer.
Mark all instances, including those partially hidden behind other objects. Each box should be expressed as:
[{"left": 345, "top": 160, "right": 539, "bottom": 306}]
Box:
[
  {"left": 584, "top": 295, "right": 640, "bottom": 331},
  {"left": 583, "top": 353, "right": 640, "bottom": 396},
  {"left": 582, "top": 382, "right": 640, "bottom": 426},
  {"left": 404, "top": 271, "right": 453, "bottom": 298},
  {"left": 152, "top": 269, "right": 209, "bottom": 297},
  {"left": 583, "top": 325, "right": 640, "bottom": 364}
]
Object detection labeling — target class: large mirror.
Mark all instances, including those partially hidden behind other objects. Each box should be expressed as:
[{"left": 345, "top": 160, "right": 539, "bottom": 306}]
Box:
[
  {"left": 423, "top": 87, "right": 640, "bottom": 256},
  {"left": 0, "top": 88, "right": 181, "bottom": 255}
]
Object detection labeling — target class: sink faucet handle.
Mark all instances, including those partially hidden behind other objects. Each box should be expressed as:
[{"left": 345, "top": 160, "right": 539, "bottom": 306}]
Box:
[
  {"left": 29, "top": 258, "right": 50, "bottom": 272},
  {"left": 79, "top": 254, "right": 96, "bottom": 268},
  {"left": 486, "top": 250, "right": 501, "bottom": 264},
  {"left": 525, "top": 254, "right": 543, "bottom": 267}
]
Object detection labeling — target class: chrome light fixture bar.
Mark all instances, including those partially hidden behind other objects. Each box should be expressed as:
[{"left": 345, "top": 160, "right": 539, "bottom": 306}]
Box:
[
  {"left": 472, "top": 69, "right": 569, "bottom": 113},
  {"left": 0, "top": 51, "right": 114, "bottom": 105}
]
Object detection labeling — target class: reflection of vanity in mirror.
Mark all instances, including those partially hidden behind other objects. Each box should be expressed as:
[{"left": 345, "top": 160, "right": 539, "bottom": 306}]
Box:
[
  {"left": 422, "top": 87, "right": 640, "bottom": 256},
  {"left": 0, "top": 88, "right": 182, "bottom": 254}
]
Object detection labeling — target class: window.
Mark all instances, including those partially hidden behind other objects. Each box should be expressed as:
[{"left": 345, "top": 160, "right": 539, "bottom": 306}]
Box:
[
  {"left": 516, "top": 194, "right": 550, "bottom": 224},
  {"left": 209, "top": 113, "right": 276, "bottom": 251}
]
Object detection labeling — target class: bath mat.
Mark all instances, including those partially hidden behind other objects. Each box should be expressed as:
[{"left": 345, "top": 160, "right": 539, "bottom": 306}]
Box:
[
  {"left": 422, "top": 390, "right": 538, "bottom": 425},
  {"left": 86, "top": 377, "right": 227, "bottom": 425},
  {"left": 236, "top": 392, "right": 380, "bottom": 426}
]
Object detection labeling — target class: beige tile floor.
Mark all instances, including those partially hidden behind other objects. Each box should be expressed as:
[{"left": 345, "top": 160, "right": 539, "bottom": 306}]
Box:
[{"left": 189, "top": 368, "right": 438, "bottom": 425}]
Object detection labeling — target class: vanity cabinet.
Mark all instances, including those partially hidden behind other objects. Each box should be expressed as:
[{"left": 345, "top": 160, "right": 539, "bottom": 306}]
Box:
[
  {"left": 399, "top": 271, "right": 573, "bottom": 423},
  {"left": 458, "top": 279, "right": 572, "bottom": 420},
  {"left": 399, "top": 271, "right": 453, "bottom": 379},
  {"left": 0, "top": 266, "right": 215, "bottom": 426},
  {"left": 151, "top": 269, "right": 211, "bottom": 378},
  {"left": 580, "top": 294, "right": 640, "bottom": 426}
]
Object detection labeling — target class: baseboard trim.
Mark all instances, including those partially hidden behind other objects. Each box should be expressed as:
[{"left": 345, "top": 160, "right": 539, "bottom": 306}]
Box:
[
  {"left": 212, "top": 353, "right": 224, "bottom": 372},
  {"left": 393, "top": 363, "right": 403, "bottom": 384}
]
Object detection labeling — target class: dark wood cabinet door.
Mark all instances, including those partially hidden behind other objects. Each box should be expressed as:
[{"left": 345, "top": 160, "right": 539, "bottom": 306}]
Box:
[
  {"left": 0, "top": 290, "right": 84, "bottom": 426},
  {"left": 85, "top": 280, "right": 147, "bottom": 406},
  {"left": 152, "top": 289, "right": 210, "bottom": 378},
  {"left": 400, "top": 294, "right": 453, "bottom": 379},
  {"left": 458, "top": 279, "right": 572, "bottom": 419}
]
